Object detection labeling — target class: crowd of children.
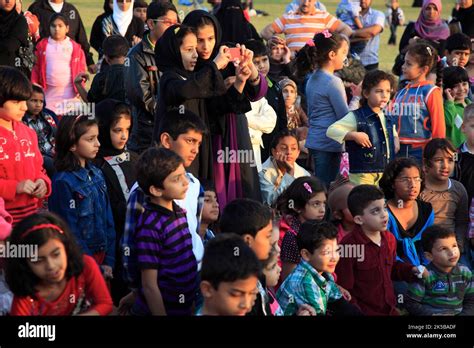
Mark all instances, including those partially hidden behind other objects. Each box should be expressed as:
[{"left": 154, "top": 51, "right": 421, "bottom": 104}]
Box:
[{"left": 1, "top": 0, "right": 474, "bottom": 317}]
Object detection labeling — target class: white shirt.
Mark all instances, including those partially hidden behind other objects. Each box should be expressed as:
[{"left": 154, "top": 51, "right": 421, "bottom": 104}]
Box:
[{"left": 48, "top": 1, "right": 64, "bottom": 13}]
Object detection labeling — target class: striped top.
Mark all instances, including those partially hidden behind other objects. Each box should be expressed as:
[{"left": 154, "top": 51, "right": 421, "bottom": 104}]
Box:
[
  {"left": 406, "top": 263, "right": 474, "bottom": 315},
  {"left": 135, "top": 201, "right": 198, "bottom": 316},
  {"left": 271, "top": 10, "right": 341, "bottom": 52}
]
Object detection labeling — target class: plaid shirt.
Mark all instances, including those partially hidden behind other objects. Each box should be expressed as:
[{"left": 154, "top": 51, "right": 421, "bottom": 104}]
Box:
[{"left": 276, "top": 260, "right": 342, "bottom": 315}]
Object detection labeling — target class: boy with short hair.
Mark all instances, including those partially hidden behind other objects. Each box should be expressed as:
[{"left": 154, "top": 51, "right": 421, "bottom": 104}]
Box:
[
  {"left": 132, "top": 147, "right": 198, "bottom": 315},
  {"left": 74, "top": 35, "right": 129, "bottom": 103},
  {"left": 336, "top": 185, "right": 424, "bottom": 315},
  {"left": 277, "top": 220, "right": 361, "bottom": 316},
  {"left": 199, "top": 233, "right": 261, "bottom": 316},
  {"left": 443, "top": 66, "right": 472, "bottom": 148},
  {"left": 198, "top": 179, "right": 219, "bottom": 245},
  {"left": 420, "top": 138, "right": 469, "bottom": 258},
  {"left": 444, "top": 33, "right": 471, "bottom": 68},
  {"left": 454, "top": 104, "right": 474, "bottom": 204},
  {"left": 405, "top": 225, "right": 474, "bottom": 315},
  {"left": 259, "top": 129, "right": 311, "bottom": 206},
  {"left": 134, "top": 1, "right": 148, "bottom": 25}
]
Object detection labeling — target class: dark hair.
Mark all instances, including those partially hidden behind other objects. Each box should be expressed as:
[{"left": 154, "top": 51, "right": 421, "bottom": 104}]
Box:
[
  {"left": 201, "top": 233, "right": 261, "bottom": 289},
  {"left": 296, "top": 221, "right": 338, "bottom": 254},
  {"left": 270, "top": 129, "right": 299, "bottom": 150},
  {"left": 347, "top": 184, "right": 385, "bottom": 217},
  {"left": 147, "top": 1, "right": 178, "bottom": 20},
  {"left": 423, "top": 138, "right": 456, "bottom": 168},
  {"left": 443, "top": 66, "right": 469, "bottom": 90},
  {"left": 0, "top": 66, "right": 32, "bottom": 106},
  {"left": 445, "top": 33, "right": 471, "bottom": 53},
  {"left": 276, "top": 176, "right": 326, "bottom": 217},
  {"left": 134, "top": 0, "right": 148, "bottom": 9},
  {"left": 175, "top": 25, "right": 197, "bottom": 48},
  {"left": 379, "top": 157, "right": 425, "bottom": 200},
  {"left": 406, "top": 42, "right": 443, "bottom": 86},
  {"left": 31, "top": 84, "right": 45, "bottom": 96},
  {"left": 54, "top": 115, "right": 98, "bottom": 172},
  {"left": 136, "top": 147, "right": 183, "bottom": 194},
  {"left": 102, "top": 101, "right": 132, "bottom": 129},
  {"left": 220, "top": 198, "right": 272, "bottom": 238},
  {"left": 421, "top": 225, "right": 457, "bottom": 253},
  {"left": 159, "top": 108, "right": 208, "bottom": 140},
  {"left": 200, "top": 178, "right": 216, "bottom": 192},
  {"left": 103, "top": 35, "right": 129, "bottom": 59},
  {"left": 192, "top": 14, "right": 214, "bottom": 30},
  {"left": 5, "top": 212, "right": 84, "bottom": 298},
  {"left": 296, "top": 32, "right": 348, "bottom": 77},
  {"left": 49, "top": 13, "right": 69, "bottom": 28},
  {"left": 361, "top": 70, "right": 396, "bottom": 106},
  {"left": 244, "top": 39, "right": 268, "bottom": 58}
]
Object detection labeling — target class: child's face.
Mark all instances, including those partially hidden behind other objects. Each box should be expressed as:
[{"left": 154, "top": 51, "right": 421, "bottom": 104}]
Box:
[
  {"left": 117, "top": 0, "right": 132, "bottom": 12},
  {"left": 271, "top": 136, "right": 300, "bottom": 167},
  {"left": 156, "top": 163, "right": 189, "bottom": 200},
  {"left": 180, "top": 33, "right": 199, "bottom": 72},
  {"left": 332, "top": 40, "right": 349, "bottom": 71},
  {"left": 460, "top": 0, "right": 473, "bottom": 9},
  {"left": 27, "top": 238, "right": 68, "bottom": 285},
  {"left": 50, "top": 19, "right": 69, "bottom": 41},
  {"left": 0, "top": 100, "right": 28, "bottom": 123},
  {"left": 202, "top": 190, "right": 219, "bottom": 224},
  {"left": 450, "top": 81, "right": 470, "bottom": 102},
  {"left": 462, "top": 118, "right": 474, "bottom": 145},
  {"left": 301, "top": 191, "right": 326, "bottom": 222},
  {"left": 133, "top": 7, "right": 147, "bottom": 22},
  {"left": 354, "top": 199, "right": 389, "bottom": 233},
  {"left": 196, "top": 24, "right": 216, "bottom": 61},
  {"left": 424, "top": 149, "right": 455, "bottom": 182},
  {"left": 425, "top": 236, "right": 460, "bottom": 273},
  {"left": 447, "top": 49, "right": 471, "bottom": 68},
  {"left": 27, "top": 92, "right": 44, "bottom": 116},
  {"left": 110, "top": 116, "right": 131, "bottom": 151},
  {"left": 165, "top": 130, "right": 203, "bottom": 168},
  {"left": 71, "top": 125, "right": 100, "bottom": 163},
  {"left": 263, "top": 256, "right": 281, "bottom": 288},
  {"left": 270, "top": 223, "right": 281, "bottom": 254},
  {"left": 201, "top": 276, "right": 258, "bottom": 315},
  {"left": 270, "top": 44, "right": 285, "bottom": 62},
  {"left": 244, "top": 219, "right": 272, "bottom": 260},
  {"left": 253, "top": 55, "right": 270, "bottom": 77},
  {"left": 282, "top": 85, "right": 297, "bottom": 109},
  {"left": 301, "top": 238, "right": 339, "bottom": 275},
  {"left": 364, "top": 79, "right": 391, "bottom": 111},
  {"left": 392, "top": 166, "right": 422, "bottom": 202},
  {"left": 402, "top": 53, "right": 426, "bottom": 82},
  {"left": 149, "top": 10, "right": 178, "bottom": 41}
]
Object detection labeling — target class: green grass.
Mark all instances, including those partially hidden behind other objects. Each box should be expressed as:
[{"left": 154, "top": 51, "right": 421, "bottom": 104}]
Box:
[{"left": 23, "top": 0, "right": 439, "bottom": 70}]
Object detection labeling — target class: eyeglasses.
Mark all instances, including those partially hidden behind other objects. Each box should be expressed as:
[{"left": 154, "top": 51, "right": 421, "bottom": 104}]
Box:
[
  {"left": 152, "top": 19, "right": 178, "bottom": 26},
  {"left": 395, "top": 177, "right": 422, "bottom": 184}
]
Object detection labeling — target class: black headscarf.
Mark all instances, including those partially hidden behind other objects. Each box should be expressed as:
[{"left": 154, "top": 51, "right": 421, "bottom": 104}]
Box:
[
  {"left": 155, "top": 24, "right": 191, "bottom": 79},
  {"left": 215, "top": 0, "right": 253, "bottom": 44},
  {"left": 0, "top": 0, "right": 20, "bottom": 39},
  {"left": 103, "top": 0, "right": 113, "bottom": 14},
  {"left": 183, "top": 10, "right": 222, "bottom": 67},
  {"left": 96, "top": 99, "right": 130, "bottom": 157}
]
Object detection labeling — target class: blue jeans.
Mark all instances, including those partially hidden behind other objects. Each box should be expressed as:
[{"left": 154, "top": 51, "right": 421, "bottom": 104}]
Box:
[
  {"left": 310, "top": 149, "right": 341, "bottom": 188},
  {"left": 396, "top": 144, "right": 423, "bottom": 165}
]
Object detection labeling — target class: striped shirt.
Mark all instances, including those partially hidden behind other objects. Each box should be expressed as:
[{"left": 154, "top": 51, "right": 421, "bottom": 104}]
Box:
[
  {"left": 135, "top": 201, "right": 198, "bottom": 316},
  {"left": 271, "top": 10, "right": 341, "bottom": 52},
  {"left": 406, "top": 263, "right": 474, "bottom": 315}
]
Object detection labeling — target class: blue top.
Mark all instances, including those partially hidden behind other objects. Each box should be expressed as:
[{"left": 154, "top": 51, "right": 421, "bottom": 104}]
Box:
[
  {"left": 359, "top": 7, "right": 385, "bottom": 66},
  {"left": 305, "top": 69, "right": 349, "bottom": 152}
]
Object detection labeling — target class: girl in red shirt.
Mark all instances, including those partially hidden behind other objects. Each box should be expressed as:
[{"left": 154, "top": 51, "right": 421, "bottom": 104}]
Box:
[{"left": 5, "top": 212, "right": 113, "bottom": 316}]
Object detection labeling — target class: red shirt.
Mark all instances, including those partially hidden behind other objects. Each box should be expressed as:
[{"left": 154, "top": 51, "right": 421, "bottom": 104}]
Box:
[
  {"left": 335, "top": 226, "right": 416, "bottom": 315},
  {"left": 10, "top": 255, "right": 113, "bottom": 316}
]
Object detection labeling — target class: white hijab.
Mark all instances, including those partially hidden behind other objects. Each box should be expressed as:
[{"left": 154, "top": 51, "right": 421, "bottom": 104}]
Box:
[{"left": 112, "top": 0, "right": 134, "bottom": 37}]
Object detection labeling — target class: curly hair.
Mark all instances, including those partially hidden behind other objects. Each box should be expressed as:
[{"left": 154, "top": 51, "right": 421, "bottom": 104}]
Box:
[{"left": 379, "top": 157, "right": 425, "bottom": 200}]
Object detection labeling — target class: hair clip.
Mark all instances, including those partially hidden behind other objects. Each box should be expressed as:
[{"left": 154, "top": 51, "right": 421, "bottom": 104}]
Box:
[
  {"left": 303, "top": 182, "right": 313, "bottom": 194},
  {"left": 21, "top": 224, "right": 64, "bottom": 239},
  {"left": 321, "top": 30, "right": 332, "bottom": 39},
  {"left": 437, "top": 55, "right": 441, "bottom": 63},
  {"left": 426, "top": 46, "right": 432, "bottom": 56},
  {"left": 306, "top": 39, "right": 315, "bottom": 47}
]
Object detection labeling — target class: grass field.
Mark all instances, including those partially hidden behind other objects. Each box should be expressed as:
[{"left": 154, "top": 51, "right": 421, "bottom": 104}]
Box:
[{"left": 23, "top": 0, "right": 456, "bottom": 71}]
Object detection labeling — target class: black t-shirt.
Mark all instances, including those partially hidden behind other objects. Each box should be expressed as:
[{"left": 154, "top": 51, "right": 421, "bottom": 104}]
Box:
[{"left": 452, "top": 5, "right": 474, "bottom": 38}]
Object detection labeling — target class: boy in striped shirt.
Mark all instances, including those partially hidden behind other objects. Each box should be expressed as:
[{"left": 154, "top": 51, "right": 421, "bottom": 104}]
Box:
[
  {"left": 406, "top": 225, "right": 474, "bottom": 315},
  {"left": 131, "top": 147, "right": 198, "bottom": 316}
]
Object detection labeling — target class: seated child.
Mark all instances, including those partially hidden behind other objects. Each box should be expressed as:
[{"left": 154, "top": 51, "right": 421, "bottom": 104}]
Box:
[
  {"left": 277, "top": 220, "right": 361, "bottom": 316},
  {"left": 199, "top": 179, "right": 219, "bottom": 245},
  {"left": 405, "top": 225, "right": 474, "bottom": 315},
  {"left": 336, "top": 0, "right": 365, "bottom": 56},
  {"left": 74, "top": 35, "right": 128, "bottom": 103},
  {"left": 327, "top": 176, "right": 355, "bottom": 242},
  {"left": 336, "top": 185, "right": 426, "bottom": 315},
  {"left": 259, "top": 129, "right": 311, "bottom": 206},
  {"left": 131, "top": 147, "right": 198, "bottom": 316},
  {"left": 443, "top": 66, "right": 471, "bottom": 148},
  {"left": 454, "top": 104, "right": 474, "bottom": 204},
  {"left": 198, "top": 233, "right": 261, "bottom": 316},
  {"left": 444, "top": 33, "right": 471, "bottom": 68},
  {"left": 134, "top": 0, "right": 148, "bottom": 29},
  {"left": 262, "top": 248, "right": 283, "bottom": 316}
]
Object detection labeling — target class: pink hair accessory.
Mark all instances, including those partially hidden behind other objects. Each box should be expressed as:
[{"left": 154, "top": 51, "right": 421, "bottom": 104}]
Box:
[
  {"left": 303, "top": 182, "right": 312, "bottom": 194},
  {"left": 321, "top": 30, "right": 332, "bottom": 39},
  {"left": 306, "top": 39, "right": 315, "bottom": 47}
]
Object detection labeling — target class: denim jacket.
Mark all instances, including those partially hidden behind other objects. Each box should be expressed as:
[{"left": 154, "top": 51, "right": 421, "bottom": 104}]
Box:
[{"left": 49, "top": 163, "right": 116, "bottom": 267}]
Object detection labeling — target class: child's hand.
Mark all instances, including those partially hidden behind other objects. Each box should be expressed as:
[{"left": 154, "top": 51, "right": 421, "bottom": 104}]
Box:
[
  {"left": 347, "top": 132, "right": 372, "bottom": 148},
  {"left": 296, "top": 303, "right": 317, "bottom": 316},
  {"left": 350, "top": 82, "right": 362, "bottom": 98},
  {"left": 101, "top": 265, "right": 113, "bottom": 280},
  {"left": 32, "top": 179, "right": 47, "bottom": 198},
  {"left": 411, "top": 265, "right": 428, "bottom": 279},
  {"left": 282, "top": 45, "right": 291, "bottom": 64},
  {"left": 132, "top": 35, "right": 142, "bottom": 46},
  {"left": 16, "top": 180, "right": 36, "bottom": 195},
  {"left": 74, "top": 72, "right": 89, "bottom": 85},
  {"left": 213, "top": 45, "right": 231, "bottom": 70},
  {"left": 337, "top": 285, "right": 352, "bottom": 301},
  {"left": 235, "top": 62, "right": 252, "bottom": 83},
  {"left": 444, "top": 88, "right": 454, "bottom": 101},
  {"left": 274, "top": 151, "right": 294, "bottom": 175}
]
